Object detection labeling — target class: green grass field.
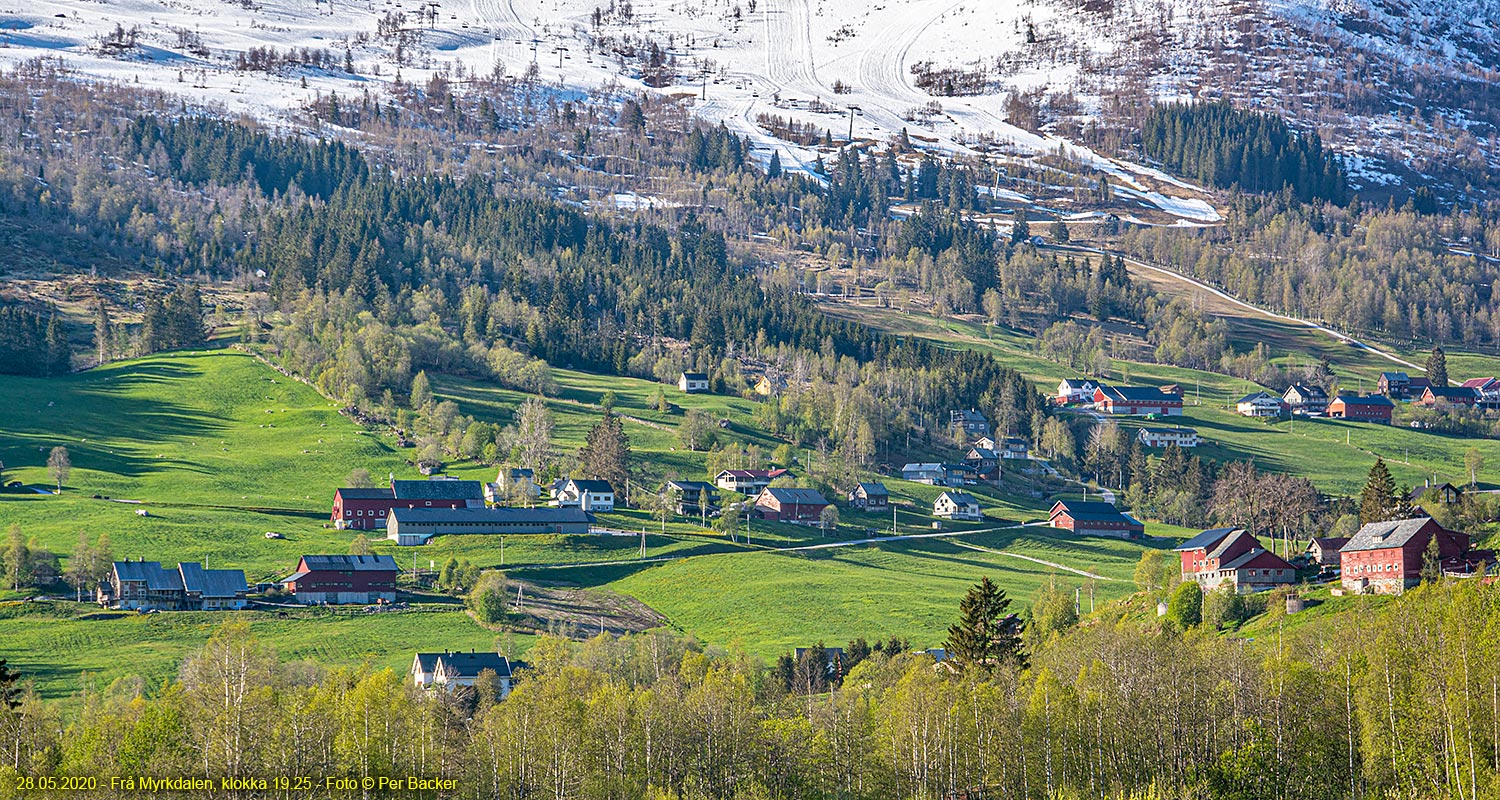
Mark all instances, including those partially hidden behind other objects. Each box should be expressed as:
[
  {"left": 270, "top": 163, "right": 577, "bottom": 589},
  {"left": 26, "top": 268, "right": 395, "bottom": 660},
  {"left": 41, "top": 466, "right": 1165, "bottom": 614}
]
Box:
[
  {"left": 0, "top": 600, "right": 525, "bottom": 700},
  {"left": 0, "top": 349, "right": 1160, "bottom": 698},
  {"left": 826, "top": 302, "right": 1500, "bottom": 496}
]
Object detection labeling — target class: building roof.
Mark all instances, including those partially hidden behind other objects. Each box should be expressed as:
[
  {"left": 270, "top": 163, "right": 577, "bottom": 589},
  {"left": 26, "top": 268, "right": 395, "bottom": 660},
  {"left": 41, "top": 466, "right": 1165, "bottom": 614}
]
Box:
[
  {"left": 1221, "top": 547, "right": 1294, "bottom": 572},
  {"left": 390, "top": 479, "right": 485, "bottom": 501},
  {"left": 178, "top": 562, "right": 248, "bottom": 598},
  {"left": 565, "top": 478, "right": 615, "bottom": 493},
  {"left": 1285, "top": 383, "right": 1328, "bottom": 399},
  {"left": 390, "top": 506, "right": 593, "bottom": 525},
  {"left": 416, "top": 651, "right": 513, "bottom": 679},
  {"left": 113, "top": 561, "right": 183, "bottom": 592},
  {"left": 761, "top": 487, "right": 829, "bottom": 505},
  {"left": 1380, "top": 372, "right": 1409, "bottom": 382},
  {"left": 1051, "top": 500, "right": 1134, "bottom": 522},
  {"left": 1341, "top": 517, "right": 1443, "bottom": 553},
  {"left": 1174, "top": 527, "right": 1240, "bottom": 552},
  {"left": 336, "top": 487, "right": 396, "bottom": 500},
  {"left": 1333, "top": 394, "right": 1394, "bottom": 407},
  {"left": 901, "top": 463, "right": 944, "bottom": 472},
  {"left": 665, "top": 480, "right": 718, "bottom": 494},
  {"left": 937, "top": 491, "right": 980, "bottom": 507},
  {"left": 1141, "top": 426, "right": 1197, "bottom": 436},
  {"left": 1237, "top": 391, "right": 1276, "bottom": 404},
  {"left": 299, "top": 554, "right": 400, "bottom": 572},
  {"left": 716, "top": 468, "right": 789, "bottom": 480},
  {"left": 950, "top": 409, "right": 986, "bottom": 422},
  {"left": 1205, "top": 529, "right": 1257, "bottom": 561},
  {"left": 966, "top": 447, "right": 999, "bottom": 460},
  {"left": 1426, "top": 386, "right": 1480, "bottom": 400},
  {"left": 681, "top": 371, "right": 708, "bottom": 380},
  {"left": 1098, "top": 385, "right": 1179, "bottom": 403},
  {"left": 1462, "top": 377, "right": 1497, "bottom": 389},
  {"left": 855, "top": 481, "right": 889, "bottom": 496},
  {"left": 1309, "top": 536, "right": 1350, "bottom": 552}
]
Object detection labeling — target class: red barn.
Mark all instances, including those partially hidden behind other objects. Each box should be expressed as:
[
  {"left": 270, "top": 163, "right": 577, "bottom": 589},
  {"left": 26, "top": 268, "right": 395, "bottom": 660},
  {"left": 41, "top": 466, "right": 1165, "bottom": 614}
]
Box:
[
  {"left": 1048, "top": 500, "right": 1145, "bottom": 538},
  {"left": 1174, "top": 528, "right": 1295, "bottom": 593},
  {"left": 1327, "top": 394, "right": 1394, "bottom": 423},
  {"left": 331, "top": 479, "right": 485, "bottom": 530},
  {"left": 1092, "top": 385, "right": 1183, "bottom": 416},
  {"left": 754, "top": 487, "right": 830, "bottom": 524},
  {"left": 281, "top": 554, "right": 400, "bottom": 604},
  {"left": 1339, "top": 517, "right": 1475, "bottom": 595}
]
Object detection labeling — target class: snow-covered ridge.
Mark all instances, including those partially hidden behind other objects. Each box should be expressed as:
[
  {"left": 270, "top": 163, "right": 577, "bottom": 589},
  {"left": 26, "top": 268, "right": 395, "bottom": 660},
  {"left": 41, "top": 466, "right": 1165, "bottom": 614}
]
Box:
[{"left": 0, "top": 0, "right": 1230, "bottom": 220}]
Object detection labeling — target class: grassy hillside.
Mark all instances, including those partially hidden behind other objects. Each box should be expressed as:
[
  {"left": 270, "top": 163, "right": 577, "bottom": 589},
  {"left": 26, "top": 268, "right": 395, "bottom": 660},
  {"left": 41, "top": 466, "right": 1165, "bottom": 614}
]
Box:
[
  {"left": 0, "top": 349, "right": 1160, "bottom": 698},
  {"left": 825, "top": 302, "right": 1500, "bottom": 496}
]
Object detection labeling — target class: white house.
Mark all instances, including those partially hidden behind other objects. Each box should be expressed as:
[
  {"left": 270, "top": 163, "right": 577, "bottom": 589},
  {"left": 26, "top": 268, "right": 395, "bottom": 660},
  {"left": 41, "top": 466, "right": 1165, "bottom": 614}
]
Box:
[
  {"left": 1057, "top": 379, "right": 1097, "bottom": 404},
  {"left": 553, "top": 478, "right": 616, "bottom": 512},
  {"left": 678, "top": 372, "right": 710, "bottom": 393},
  {"left": 1236, "top": 391, "right": 1286, "bottom": 418},
  {"left": 1137, "top": 427, "right": 1202, "bottom": 448},
  {"left": 934, "top": 491, "right": 982, "bottom": 521},
  {"left": 411, "top": 651, "right": 517, "bottom": 697}
]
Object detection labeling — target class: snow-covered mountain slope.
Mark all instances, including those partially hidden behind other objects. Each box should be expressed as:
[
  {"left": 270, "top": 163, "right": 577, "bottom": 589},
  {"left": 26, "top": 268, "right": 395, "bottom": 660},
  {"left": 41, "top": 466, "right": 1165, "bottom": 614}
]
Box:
[{"left": 0, "top": 0, "right": 1489, "bottom": 211}]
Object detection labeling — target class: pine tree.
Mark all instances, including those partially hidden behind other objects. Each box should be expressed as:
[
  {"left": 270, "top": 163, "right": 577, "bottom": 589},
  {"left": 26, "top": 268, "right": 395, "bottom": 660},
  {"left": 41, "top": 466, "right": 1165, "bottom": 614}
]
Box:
[
  {"left": 1359, "top": 457, "right": 1397, "bottom": 523},
  {"left": 0, "top": 658, "right": 21, "bottom": 711},
  {"left": 766, "top": 150, "right": 782, "bottom": 179},
  {"left": 1425, "top": 345, "right": 1448, "bottom": 388},
  {"left": 944, "top": 576, "right": 1026, "bottom": 672}
]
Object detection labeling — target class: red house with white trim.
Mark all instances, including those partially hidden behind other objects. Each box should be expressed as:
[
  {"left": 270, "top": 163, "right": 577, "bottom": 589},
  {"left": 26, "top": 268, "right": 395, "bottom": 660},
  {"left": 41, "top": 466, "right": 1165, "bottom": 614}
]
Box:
[
  {"left": 1047, "top": 500, "right": 1145, "bottom": 538},
  {"left": 331, "top": 479, "right": 485, "bottom": 530},
  {"left": 1327, "top": 394, "right": 1394, "bottom": 424},
  {"left": 1092, "top": 385, "right": 1183, "bottom": 416}
]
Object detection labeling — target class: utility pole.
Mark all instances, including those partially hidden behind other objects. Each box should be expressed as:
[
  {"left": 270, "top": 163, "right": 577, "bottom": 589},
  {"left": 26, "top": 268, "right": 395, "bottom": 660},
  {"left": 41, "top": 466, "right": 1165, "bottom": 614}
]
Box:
[{"left": 845, "top": 105, "right": 861, "bottom": 143}]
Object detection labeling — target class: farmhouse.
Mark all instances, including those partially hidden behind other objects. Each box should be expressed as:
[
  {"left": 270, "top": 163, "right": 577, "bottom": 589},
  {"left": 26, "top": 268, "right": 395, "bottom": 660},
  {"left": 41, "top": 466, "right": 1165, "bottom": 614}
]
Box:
[
  {"left": 1174, "top": 528, "right": 1296, "bottom": 593},
  {"left": 1327, "top": 394, "right": 1394, "bottom": 424},
  {"left": 553, "top": 478, "right": 616, "bottom": 512},
  {"left": 386, "top": 507, "right": 593, "bottom": 545},
  {"left": 1418, "top": 386, "right": 1480, "bottom": 407},
  {"left": 1305, "top": 537, "right": 1349, "bottom": 567},
  {"left": 678, "top": 372, "right": 710, "bottom": 393},
  {"left": 998, "top": 437, "right": 1029, "bottom": 459},
  {"left": 900, "top": 463, "right": 973, "bottom": 487},
  {"left": 753, "top": 375, "right": 785, "bottom": 396},
  {"left": 1283, "top": 384, "right": 1329, "bottom": 415},
  {"left": 1412, "top": 481, "right": 1464, "bottom": 508},
  {"left": 411, "top": 651, "right": 519, "bottom": 696},
  {"left": 934, "top": 491, "right": 982, "bottom": 521},
  {"left": 1379, "top": 373, "right": 1432, "bottom": 400},
  {"left": 1056, "top": 379, "right": 1097, "bottom": 405},
  {"left": 949, "top": 409, "right": 991, "bottom": 437},
  {"left": 1339, "top": 517, "right": 1482, "bottom": 595},
  {"left": 485, "top": 467, "right": 539, "bottom": 504},
  {"left": 714, "top": 468, "right": 790, "bottom": 494},
  {"left": 1137, "top": 427, "right": 1201, "bottom": 448},
  {"left": 330, "top": 478, "right": 485, "bottom": 530},
  {"left": 754, "top": 487, "right": 830, "bottom": 524},
  {"left": 847, "top": 481, "right": 890, "bottom": 511},
  {"left": 1047, "top": 500, "right": 1145, "bottom": 538},
  {"left": 1462, "top": 377, "right": 1500, "bottom": 399},
  {"left": 281, "top": 554, "right": 400, "bottom": 605},
  {"left": 664, "top": 480, "right": 719, "bottom": 515},
  {"left": 99, "top": 560, "right": 249, "bottom": 611},
  {"left": 1093, "top": 385, "right": 1183, "bottom": 416},
  {"left": 962, "top": 446, "right": 999, "bottom": 479},
  {"left": 1236, "top": 391, "right": 1287, "bottom": 418}
]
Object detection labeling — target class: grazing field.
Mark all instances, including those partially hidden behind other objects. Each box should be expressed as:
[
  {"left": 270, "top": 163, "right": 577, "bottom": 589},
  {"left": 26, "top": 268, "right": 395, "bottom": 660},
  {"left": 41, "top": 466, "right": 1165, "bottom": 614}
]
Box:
[
  {"left": 1, "top": 350, "right": 1160, "bottom": 698},
  {"left": 0, "top": 601, "right": 526, "bottom": 701},
  {"left": 825, "top": 302, "right": 1500, "bottom": 496},
  {"left": 573, "top": 526, "right": 1152, "bottom": 659}
]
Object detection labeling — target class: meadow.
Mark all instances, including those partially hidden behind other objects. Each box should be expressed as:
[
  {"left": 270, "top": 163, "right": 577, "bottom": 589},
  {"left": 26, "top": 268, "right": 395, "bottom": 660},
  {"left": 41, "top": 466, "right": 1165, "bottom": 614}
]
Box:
[
  {"left": 0, "top": 349, "right": 1155, "bottom": 698},
  {"left": 826, "top": 302, "right": 1500, "bottom": 496}
]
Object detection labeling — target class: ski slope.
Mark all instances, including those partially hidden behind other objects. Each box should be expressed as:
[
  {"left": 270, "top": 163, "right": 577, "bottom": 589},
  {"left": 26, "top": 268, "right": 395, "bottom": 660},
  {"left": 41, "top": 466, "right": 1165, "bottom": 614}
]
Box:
[{"left": 0, "top": 0, "right": 1222, "bottom": 220}]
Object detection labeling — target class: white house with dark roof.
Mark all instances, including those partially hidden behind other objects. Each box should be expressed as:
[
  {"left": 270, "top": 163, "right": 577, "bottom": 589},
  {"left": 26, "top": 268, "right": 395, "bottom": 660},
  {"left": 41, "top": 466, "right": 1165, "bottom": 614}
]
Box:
[
  {"left": 553, "top": 478, "right": 616, "bottom": 511},
  {"left": 678, "top": 372, "right": 710, "bottom": 393},
  {"left": 411, "top": 651, "right": 521, "bottom": 696},
  {"left": 934, "top": 491, "right": 982, "bottom": 521}
]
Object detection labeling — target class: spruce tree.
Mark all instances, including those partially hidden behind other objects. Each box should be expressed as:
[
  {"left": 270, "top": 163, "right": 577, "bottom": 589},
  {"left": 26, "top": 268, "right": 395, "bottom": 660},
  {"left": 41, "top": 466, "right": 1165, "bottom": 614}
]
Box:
[
  {"left": 1425, "top": 345, "right": 1448, "bottom": 388},
  {"left": 579, "top": 411, "right": 632, "bottom": 505},
  {"left": 944, "top": 576, "right": 1026, "bottom": 672},
  {"left": 766, "top": 150, "right": 782, "bottom": 179},
  {"left": 1420, "top": 534, "right": 1444, "bottom": 583},
  {"left": 0, "top": 658, "right": 21, "bottom": 711},
  {"left": 1359, "top": 457, "right": 1397, "bottom": 523}
]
